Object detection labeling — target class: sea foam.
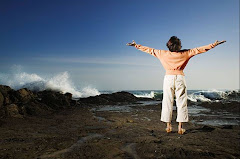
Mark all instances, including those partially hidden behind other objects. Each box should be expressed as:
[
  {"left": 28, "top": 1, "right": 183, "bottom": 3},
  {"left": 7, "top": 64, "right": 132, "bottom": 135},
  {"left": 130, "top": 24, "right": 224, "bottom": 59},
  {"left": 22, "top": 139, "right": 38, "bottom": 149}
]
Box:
[
  {"left": 187, "top": 90, "right": 240, "bottom": 102},
  {"left": 130, "top": 89, "right": 240, "bottom": 103},
  {"left": 0, "top": 66, "right": 100, "bottom": 98},
  {"left": 133, "top": 91, "right": 155, "bottom": 98}
]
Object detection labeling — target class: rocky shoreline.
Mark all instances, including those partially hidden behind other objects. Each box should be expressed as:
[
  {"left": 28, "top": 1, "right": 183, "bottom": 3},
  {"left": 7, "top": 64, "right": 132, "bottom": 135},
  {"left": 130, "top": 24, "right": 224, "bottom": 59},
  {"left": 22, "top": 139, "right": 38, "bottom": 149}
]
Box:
[
  {"left": 0, "top": 85, "right": 147, "bottom": 118},
  {"left": 0, "top": 85, "right": 239, "bottom": 159}
]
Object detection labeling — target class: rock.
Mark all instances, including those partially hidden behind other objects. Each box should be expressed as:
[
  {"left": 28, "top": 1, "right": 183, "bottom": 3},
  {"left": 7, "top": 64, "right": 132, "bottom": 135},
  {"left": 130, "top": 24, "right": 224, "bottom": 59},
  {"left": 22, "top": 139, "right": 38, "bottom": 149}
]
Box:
[
  {"left": 0, "top": 85, "right": 32, "bottom": 104},
  {"left": 38, "top": 90, "right": 71, "bottom": 109},
  {"left": 22, "top": 101, "right": 52, "bottom": 116},
  {"left": 70, "top": 100, "right": 78, "bottom": 106},
  {"left": 221, "top": 125, "right": 233, "bottom": 129},
  {"left": 4, "top": 97, "right": 11, "bottom": 105},
  {"left": 126, "top": 119, "right": 134, "bottom": 123},
  {"left": 0, "top": 108, "right": 5, "bottom": 118},
  {"left": 0, "top": 85, "right": 13, "bottom": 97},
  {"left": 0, "top": 85, "right": 15, "bottom": 104},
  {"left": 200, "top": 101, "right": 240, "bottom": 113},
  {"left": 5, "top": 104, "right": 23, "bottom": 118},
  {"left": 65, "top": 92, "right": 73, "bottom": 100},
  {"left": 0, "top": 85, "right": 76, "bottom": 117},
  {"left": 80, "top": 95, "right": 109, "bottom": 105},
  {"left": 110, "top": 91, "right": 138, "bottom": 103},
  {"left": 0, "top": 92, "right": 3, "bottom": 108},
  {"left": 15, "top": 88, "right": 35, "bottom": 103},
  {"left": 79, "top": 91, "right": 139, "bottom": 105},
  {"left": 16, "top": 88, "right": 31, "bottom": 98}
]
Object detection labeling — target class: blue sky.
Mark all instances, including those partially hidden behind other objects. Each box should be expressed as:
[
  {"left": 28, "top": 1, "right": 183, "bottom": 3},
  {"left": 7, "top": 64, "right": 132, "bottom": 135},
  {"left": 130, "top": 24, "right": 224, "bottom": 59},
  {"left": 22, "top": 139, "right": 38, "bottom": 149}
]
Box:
[{"left": 0, "top": 0, "right": 239, "bottom": 91}]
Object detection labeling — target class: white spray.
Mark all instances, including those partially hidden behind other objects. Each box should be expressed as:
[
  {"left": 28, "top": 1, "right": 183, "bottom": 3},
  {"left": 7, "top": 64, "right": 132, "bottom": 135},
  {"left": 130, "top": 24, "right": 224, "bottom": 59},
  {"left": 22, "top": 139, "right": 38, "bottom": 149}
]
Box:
[{"left": 0, "top": 66, "right": 100, "bottom": 98}]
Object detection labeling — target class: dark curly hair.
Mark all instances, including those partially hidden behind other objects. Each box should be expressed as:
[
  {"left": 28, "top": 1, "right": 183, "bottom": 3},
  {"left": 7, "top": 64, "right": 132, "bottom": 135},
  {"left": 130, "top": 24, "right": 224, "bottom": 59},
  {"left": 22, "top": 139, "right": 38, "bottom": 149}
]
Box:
[{"left": 166, "top": 36, "right": 182, "bottom": 52}]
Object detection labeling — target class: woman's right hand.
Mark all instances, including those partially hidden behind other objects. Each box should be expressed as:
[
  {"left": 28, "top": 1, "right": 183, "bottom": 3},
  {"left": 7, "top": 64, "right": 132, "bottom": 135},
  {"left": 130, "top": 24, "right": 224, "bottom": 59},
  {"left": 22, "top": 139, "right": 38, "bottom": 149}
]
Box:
[{"left": 214, "top": 40, "right": 226, "bottom": 46}]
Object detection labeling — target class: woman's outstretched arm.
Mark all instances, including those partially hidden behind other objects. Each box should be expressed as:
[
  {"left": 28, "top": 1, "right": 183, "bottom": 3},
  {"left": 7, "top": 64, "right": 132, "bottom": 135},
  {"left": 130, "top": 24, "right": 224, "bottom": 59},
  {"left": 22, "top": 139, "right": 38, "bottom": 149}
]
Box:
[
  {"left": 127, "top": 40, "right": 161, "bottom": 58},
  {"left": 188, "top": 40, "right": 226, "bottom": 57}
]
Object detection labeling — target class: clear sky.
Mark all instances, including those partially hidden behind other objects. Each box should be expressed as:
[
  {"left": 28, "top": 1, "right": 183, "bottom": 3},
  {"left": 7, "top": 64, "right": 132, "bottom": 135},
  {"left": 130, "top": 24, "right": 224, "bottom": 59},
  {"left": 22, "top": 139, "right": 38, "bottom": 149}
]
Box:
[{"left": 0, "top": 0, "right": 239, "bottom": 91}]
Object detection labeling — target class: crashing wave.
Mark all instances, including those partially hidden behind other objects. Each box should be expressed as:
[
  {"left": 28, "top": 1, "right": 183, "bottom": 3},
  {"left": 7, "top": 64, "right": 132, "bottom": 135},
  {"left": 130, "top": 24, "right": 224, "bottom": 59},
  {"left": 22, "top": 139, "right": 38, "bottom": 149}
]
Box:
[
  {"left": 187, "top": 90, "right": 240, "bottom": 102},
  {"left": 133, "top": 91, "right": 155, "bottom": 98},
  {"left": 131, "top": 89, "right": 240, "bottom": 103},
  {"left": 0, "top": 70, "right": 100, "bottom": 98}
]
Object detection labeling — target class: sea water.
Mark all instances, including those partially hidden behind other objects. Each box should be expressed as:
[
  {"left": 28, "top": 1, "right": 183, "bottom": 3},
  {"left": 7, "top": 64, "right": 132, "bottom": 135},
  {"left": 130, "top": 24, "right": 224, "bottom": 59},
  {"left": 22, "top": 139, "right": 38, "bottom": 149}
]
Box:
[{"left": 1, "top": 68, "right": 239, "bottom": 126}]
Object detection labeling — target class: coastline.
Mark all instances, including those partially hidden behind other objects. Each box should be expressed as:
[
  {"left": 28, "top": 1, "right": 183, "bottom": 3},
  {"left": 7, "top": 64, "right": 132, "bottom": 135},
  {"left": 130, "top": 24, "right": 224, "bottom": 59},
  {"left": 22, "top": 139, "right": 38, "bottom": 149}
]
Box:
[{"left": 0, "top": 85, "right": 239, "bottom": 158}]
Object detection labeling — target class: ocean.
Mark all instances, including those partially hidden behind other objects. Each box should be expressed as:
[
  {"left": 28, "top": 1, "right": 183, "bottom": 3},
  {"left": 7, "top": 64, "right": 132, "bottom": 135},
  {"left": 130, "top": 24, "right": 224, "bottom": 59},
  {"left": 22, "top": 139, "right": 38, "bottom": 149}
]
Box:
[
  {"left": 101, "top": 89, "right": 240, "bottom": 103},
  {"left": 98, "top": 90, "right": 240, "bottom": 126},
  {"left": 1, "top": 70, "right": 239, "bottom": 126},
  {"left": 1, "top": 70, "right": 239, "bottom": 103}
]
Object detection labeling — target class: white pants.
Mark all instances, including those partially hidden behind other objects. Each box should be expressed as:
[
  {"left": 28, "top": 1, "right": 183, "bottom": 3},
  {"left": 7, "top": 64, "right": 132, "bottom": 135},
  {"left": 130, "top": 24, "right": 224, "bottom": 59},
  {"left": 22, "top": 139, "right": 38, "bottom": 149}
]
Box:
[{"left": 161, "top": 75, "right": 189, "bottom": 123}]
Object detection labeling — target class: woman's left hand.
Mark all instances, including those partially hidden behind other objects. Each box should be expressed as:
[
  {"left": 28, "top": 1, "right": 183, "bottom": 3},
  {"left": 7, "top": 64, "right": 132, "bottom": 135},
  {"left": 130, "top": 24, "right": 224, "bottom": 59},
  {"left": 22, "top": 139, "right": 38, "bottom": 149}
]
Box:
[{"left": 126, "top": 40, "right": 137, "bottom": 46}]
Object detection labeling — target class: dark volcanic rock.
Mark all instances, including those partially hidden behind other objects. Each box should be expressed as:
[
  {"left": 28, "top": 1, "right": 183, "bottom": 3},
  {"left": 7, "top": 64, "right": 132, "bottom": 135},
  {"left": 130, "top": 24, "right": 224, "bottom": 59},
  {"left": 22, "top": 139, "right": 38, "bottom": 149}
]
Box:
[
  {"left": 0, "top": 92, "right": 3, "bottom": 108},
  {"left": 0, "top": 84, "right": 156, "bottom": 117},
  {"left": 21, "top": 101, "right": 52, "bottom": 116},
  {"left": 15, "top": 88, "right": 35, "bottom": 103},
  {"left": 38, "top": 90, "right": 71, "bottom": 109},
  {"left": 200, "top": 101, "right": 240, "bottom": 113},
  {"left": 5, "top": 104, "right": 23, "bottom": 118},
  {"left": 0, "top": 85, "right": 13, "bottom": 97},
  {"left": 79, "top": 91, "right": 139, "bottom": 105},
  {"left": 0, "top": 85, "right": 75, "bottom": 118},
  {"left": 65, "top": 92, "right": 73, "bottom": 100},
  {"left": 0, "top": 85, "right": 15, "bottom": 105}
]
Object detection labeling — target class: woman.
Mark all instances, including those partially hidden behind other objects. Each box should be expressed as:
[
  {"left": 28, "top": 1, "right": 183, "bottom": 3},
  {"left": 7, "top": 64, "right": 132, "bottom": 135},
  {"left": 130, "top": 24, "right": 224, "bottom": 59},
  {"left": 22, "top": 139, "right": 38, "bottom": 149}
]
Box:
[{"left": 127, "top": 37, "right": 226, "bottom": 134}]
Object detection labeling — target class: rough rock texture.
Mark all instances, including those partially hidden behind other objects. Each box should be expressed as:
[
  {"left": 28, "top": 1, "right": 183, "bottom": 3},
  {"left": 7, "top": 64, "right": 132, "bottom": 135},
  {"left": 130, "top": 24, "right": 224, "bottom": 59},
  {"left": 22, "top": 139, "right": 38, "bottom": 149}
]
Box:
[
  {"left": 15, "top": 88, "right": 35, "bottom": 103},
  {"left": 21, "top": 101, "right": 51, "bottom": 116},
  {"left": 199, "top": 101, "right": 240, "bottom": 113},
  {"left": 0, "top": 85, "right": 14, "bottom": 105},
  {"left": 5, "top": 104, "right": 23, "bottom": 118},
  {"left": 0, "top": 104, "right": 239, "bottom": 159},
  {"left": 79, "top": 91, "right": 139, "bottom": 105},
  {"left": 0, "top": 85, "right": 13, "bottom": 97},
  {"left": 0, "top": 85, "right": 153, "bottom": 118},
  {"left": 0, "top": 85, "right": 75, "bottom": 118},
  {"left": 38, "top": 90, "right": 71, "bottom": 109},
  {"left": 0, "top": 92, "right": 3, "bottom": 108}
]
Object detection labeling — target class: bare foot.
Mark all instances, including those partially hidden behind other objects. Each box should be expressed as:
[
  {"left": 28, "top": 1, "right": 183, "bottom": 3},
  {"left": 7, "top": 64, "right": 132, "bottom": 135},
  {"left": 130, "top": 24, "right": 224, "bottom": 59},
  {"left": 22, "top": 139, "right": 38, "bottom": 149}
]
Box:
[
  {"left": 178, "top": 125, "right": 186, "bottom": 135},
  {"left": 166, "top": 124, "right": 172, "bottom": 133}
]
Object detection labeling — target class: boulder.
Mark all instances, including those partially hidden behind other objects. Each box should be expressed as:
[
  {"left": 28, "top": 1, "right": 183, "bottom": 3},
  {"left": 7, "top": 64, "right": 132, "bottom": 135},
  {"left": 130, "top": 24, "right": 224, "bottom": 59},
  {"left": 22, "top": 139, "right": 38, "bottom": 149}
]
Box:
[
  {"left": 65, "top": 92, "right": 73, "bottom": 100},
  {"left": 15, "top": 88, "right": 35, "bottom": 103},
  {"left": 0, "top": 85, "right": 27, "bottom": 104},
  {"left": 38, "top": 90, "right": 71, "bottom": 109},
  {"left": 0, "top": 85, "right": 76, "bottom": 117},
  {"left": 5, "top": 104, "right": 23, "bottom": 118},
  {"left": 0, "top": 85, "right": 13, "bottom": 97},
  {"left": 110, "top": 91, "right": 139, "bottom": 102},
  {"left": 0, "top": 85, "right": 15, "bottom": 104},
  {"left": 80, "top": 95, "right": 109, "bottom": 105}
]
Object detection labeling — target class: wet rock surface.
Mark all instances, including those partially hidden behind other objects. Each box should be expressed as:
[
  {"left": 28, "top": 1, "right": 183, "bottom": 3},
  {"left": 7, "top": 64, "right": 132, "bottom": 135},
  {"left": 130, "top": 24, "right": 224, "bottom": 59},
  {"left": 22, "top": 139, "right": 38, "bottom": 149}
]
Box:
[
  {"left": 0, "top": 104, "right": 239, "bottom": 159},
  {"left": 79, "top": 91, "right": 141, "bottom": 105},
  {"left": 0, "top": 84, "right": 239, "bottom": 158},
  {"left": 199, "top": 101, "right": 240, "bottom": 114},
  {"left": 0, "top": 85, "right": 152, "bottom": 118}
]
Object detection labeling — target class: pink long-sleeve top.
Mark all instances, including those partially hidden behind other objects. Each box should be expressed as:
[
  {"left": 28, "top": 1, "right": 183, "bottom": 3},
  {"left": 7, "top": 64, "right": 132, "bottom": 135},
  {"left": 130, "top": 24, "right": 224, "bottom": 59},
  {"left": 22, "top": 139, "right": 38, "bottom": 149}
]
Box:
[{"left": 135, "top": 43, "right": 216, "bottom": 75}]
